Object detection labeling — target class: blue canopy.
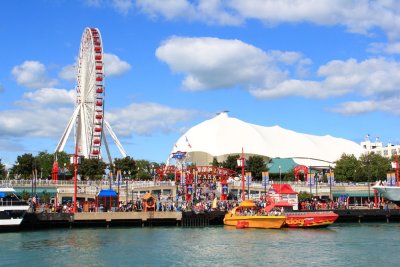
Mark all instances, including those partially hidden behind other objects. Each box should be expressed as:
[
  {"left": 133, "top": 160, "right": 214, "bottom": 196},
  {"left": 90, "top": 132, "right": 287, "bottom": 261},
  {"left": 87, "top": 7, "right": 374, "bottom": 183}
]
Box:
[{"left": 98, "top": 189, "right": 118, "bottom": 197}]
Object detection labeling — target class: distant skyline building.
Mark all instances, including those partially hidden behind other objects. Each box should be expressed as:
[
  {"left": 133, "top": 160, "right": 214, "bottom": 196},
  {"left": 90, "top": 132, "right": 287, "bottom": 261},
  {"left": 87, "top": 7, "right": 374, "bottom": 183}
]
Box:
[
  {"left": 170, "top": 112, "right": 364, "bottom": 168},
  {"left": 360, "top": 135, "right": 400, "bottom": 158}
]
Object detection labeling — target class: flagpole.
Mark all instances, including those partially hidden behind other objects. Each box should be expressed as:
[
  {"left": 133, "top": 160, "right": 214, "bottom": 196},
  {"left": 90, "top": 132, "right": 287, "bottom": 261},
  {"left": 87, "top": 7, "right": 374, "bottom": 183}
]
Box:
[
  {"left": 396, "top": 152, "right": 399, "bottom": 186},
  {"left": 73, "top": 141, "right": 78, "bottom": 213},
  {"left": 241, "top": 147, "right": 245, "bottom": 201}
]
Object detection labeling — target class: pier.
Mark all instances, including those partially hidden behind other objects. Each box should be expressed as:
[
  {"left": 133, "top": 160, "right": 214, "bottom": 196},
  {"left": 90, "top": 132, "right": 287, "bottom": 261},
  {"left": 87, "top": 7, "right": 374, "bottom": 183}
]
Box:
[{"left": 19, "top": 208, "right": 400, "bottom": 230}]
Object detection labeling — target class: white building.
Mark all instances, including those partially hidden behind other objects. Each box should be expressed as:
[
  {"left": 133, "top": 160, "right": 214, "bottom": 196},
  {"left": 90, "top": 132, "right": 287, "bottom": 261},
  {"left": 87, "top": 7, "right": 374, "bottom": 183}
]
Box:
[
  {"left": 360, "top": 135, "right": 400, "bottom": 158},
  {"left": 169, "top": 112, "right": 364, "bottom": 167}
]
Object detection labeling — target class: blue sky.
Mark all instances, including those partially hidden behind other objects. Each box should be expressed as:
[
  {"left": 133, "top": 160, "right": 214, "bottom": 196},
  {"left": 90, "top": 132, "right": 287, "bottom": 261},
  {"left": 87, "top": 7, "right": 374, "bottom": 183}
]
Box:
[{"left": 1, "top": 0, "right": 400, "bottom": 167}]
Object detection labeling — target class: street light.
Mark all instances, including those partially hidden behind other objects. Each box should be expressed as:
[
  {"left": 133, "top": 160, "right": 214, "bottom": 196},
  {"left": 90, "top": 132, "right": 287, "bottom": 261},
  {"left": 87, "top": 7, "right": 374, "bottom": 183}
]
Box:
[
  {"left": 63, "top": 163, "right": 66, "bottom": 181},
  {"left": 124, "top": 171, "right": 130, "bottom": 204},
  {"left": 236, "top": 148, "right": 245, "bottom": 200},
  {"left": 367, "top": 158, "right": 371, "bottom": 201},
  {"left": 151, "top": 164, "right": 156, "bottom": 185},
  {"left": 279, "top": 165, "right": 282, "bottom": 197},
  {"left": 314, "top": 173, "right": 319, "bottom": 197},
  {"left": 329, "top": 165, "right": 332, "bottom": 200}
]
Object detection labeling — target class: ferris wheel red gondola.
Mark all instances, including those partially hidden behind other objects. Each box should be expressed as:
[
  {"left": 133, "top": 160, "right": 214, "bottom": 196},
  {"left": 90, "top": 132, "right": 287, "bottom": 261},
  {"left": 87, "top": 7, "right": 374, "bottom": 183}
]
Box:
[
  {"left": 75, "top": 28, "right": 105, "bottom": 158},
  {"left": 56, "top": 27, "right": 127, "bottom": 160},
  {"left": 75, "top": 28, "right": 105, "bottom": 159}
]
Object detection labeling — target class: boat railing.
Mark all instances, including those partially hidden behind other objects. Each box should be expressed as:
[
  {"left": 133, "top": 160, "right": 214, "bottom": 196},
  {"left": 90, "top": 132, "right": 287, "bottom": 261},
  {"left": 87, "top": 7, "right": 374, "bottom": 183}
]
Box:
[
  {"left": 286, "top": 211, "right": 335, "bottom": 215},
  {"left": 0, "top": 199, "right": 29, "bottom": 207}
]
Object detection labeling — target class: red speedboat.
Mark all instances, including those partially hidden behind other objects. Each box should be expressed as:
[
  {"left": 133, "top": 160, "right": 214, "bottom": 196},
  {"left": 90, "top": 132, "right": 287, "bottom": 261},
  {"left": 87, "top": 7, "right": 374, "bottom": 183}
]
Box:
[{"left": 264, "top": 198, "right": 338, "bottom": 228}]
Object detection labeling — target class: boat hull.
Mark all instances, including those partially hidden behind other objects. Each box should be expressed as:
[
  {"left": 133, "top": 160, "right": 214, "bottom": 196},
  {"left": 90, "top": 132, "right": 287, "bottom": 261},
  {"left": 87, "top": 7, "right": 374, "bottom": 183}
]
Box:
[
  {"left": 224, "top": 215, "right": 286, "bottom": 229},
  {"left": 0, "top": 205, "right": 30, "bottom": 228},
  {"left": 373, "top": 186, "right": 400, "bottom": 205},
  {"left": 285, "top": 212, "right": 338, "bottom": 228}
]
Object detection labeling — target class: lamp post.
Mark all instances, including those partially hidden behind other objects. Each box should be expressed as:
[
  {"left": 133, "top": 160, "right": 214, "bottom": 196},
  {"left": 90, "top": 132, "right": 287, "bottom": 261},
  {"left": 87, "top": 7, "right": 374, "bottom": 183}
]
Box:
[
  {"left": 329, "top": 165, "right": 332, "bottom": 200},
  {"left": 314, "top": 173, "right": 319, "bottom": 198},
  {"left": 151, "top": 164, "right": 155, "bottom": 186},
  {"left": 236, "top": 148, "right": 246, "bottom": 200},
  {"left": 124, "top": 171, "right": 130, "bottom": 204},
  {"left": 63, "top": 163, "right": 66, "bottom": 181},
  {"left": 279, "top": 165, "right": 282, "bottom": 199},
  {"left": 367, "top": 160, "right": 371, "bottom": 201},
  {"left": 247, "top": 173, "right": 250, "bottom": 200},
  {"left": 309, "top": 166, "right": 312, "bottom": 196}
]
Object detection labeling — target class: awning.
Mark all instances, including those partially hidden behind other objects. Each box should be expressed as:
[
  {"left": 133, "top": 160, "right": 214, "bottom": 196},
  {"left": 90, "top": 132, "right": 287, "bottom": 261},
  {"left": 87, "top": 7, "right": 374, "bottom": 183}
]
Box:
[
  {"left": 332, "top": 191, "right": 374, "bottom": 197},
  {"left": 98, "top": 189, "right": 118, "bottom": 197}
]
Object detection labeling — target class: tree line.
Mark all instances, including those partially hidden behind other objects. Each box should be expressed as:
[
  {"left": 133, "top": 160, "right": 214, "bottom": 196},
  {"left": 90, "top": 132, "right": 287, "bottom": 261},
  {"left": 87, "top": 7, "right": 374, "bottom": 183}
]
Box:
[{"left": 0, "top": 151, "right": 394, "bottom": 182}]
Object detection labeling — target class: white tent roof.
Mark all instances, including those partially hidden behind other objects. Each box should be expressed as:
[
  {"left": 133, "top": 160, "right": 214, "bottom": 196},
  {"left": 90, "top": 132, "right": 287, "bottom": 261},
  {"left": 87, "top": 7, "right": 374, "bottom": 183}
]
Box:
[{"left": 171, "top": 112, "right": 364, "bottom": 166}]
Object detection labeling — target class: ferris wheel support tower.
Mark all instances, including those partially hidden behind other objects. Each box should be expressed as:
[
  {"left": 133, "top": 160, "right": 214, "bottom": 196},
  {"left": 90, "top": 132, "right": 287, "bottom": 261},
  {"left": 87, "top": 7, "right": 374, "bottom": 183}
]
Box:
[{"left": 55, "top": 27, "right": 127, "bottom": 161}]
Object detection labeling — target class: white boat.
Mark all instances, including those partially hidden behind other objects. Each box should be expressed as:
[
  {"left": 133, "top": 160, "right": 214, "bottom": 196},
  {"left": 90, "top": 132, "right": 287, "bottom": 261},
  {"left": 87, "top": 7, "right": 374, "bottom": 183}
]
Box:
[
  {"left": 372, "top": 183, "right": 400, "bottom": 205},
  {"left": 0, "top": 187, "right": 30, "bottom": 228}
]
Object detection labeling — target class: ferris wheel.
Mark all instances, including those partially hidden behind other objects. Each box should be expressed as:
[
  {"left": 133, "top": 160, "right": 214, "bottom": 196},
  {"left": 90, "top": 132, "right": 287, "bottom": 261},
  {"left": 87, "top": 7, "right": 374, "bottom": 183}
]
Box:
[{"left": 56, "top": 27, "right": 127, "bottom": 160}]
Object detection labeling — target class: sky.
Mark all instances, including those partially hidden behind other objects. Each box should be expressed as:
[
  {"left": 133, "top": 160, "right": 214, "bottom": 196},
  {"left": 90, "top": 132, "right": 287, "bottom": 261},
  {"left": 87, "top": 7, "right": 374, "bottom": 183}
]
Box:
[{"left": 1, "top": 0, "right": 400, "bottom": 167}]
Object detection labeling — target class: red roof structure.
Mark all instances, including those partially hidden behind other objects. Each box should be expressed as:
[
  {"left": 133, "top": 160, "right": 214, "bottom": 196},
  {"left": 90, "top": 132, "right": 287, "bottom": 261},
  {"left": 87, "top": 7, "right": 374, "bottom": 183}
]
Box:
[{"left": 270, "top": 184, "right": 298, "bottom": 195}]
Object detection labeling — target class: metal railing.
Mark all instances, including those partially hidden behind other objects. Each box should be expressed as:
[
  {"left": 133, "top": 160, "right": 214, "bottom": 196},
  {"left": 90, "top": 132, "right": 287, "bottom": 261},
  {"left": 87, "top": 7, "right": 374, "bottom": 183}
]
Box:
[{"left": 0, "top": 199, "right": 29, "bottom": 206}]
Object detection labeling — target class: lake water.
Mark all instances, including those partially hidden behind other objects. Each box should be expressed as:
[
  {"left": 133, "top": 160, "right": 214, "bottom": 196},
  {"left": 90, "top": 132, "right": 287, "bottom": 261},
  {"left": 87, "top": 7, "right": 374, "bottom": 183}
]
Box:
[{"left": 1, "top": 223, "right": 400, "bottom": 266}]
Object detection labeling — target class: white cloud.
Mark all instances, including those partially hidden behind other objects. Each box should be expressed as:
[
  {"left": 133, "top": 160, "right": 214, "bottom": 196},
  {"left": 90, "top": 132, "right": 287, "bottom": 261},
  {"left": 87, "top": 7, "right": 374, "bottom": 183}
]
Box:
[
  {"left": 250, "top": 80, "right": 335, "bottom": 99},
  {"left": 252, "top": 57, "right": 400, "bottom": 99},
  {"left": 106, "top": 102, "right": 199, "bottom": 136},
  {"left": 230, "top": 0, "right": 400, "bottom": 40},
  {"left": 0, "top": 87, "right": 75, "bottom": 138},
  {"left": 136, "top": 0, "right": 241, "bottom": 25},
  {"left": 59, "top": 64, "right": 76, "bottom": 81},
  {"left": 59, "top": 53, "right": 131, "bottom": 80},
  {"left": 318, "top": 58, "right": 400, "bottom": 97},
  {"left": 20, "top": 88, "right": 75, "bottom": 106},
  {"left": 112, "top": 0, "right": 133, "bottom": 15},
  {"left": 0, "top": 107, "right": 72, "bottom": 138},
  {"left": 0, "top": 89, "right": 198, "bottom": 140},
  {"left": 368, "top": 42, "right": 400, "bottom": 54},
  {"left": 135, "top": 0, "right": 400, "bottom": 40},
  {"left": 11, "top": 61, "right": 57, "bottom": 89},
  {"left": 156, "top": 37, "right": 308, "bottom": 91},
  {"left": 156, "top": 36, "right": 400, "bottom": 116},
  {"left": 330, "top": 98, "right": 400, "bottom": 116},
  {"left": 104, "top": 53, "right": 131, "bottom": 76},
  {"left": 84, "top": 0, "right": 103, "bottom": 7}
]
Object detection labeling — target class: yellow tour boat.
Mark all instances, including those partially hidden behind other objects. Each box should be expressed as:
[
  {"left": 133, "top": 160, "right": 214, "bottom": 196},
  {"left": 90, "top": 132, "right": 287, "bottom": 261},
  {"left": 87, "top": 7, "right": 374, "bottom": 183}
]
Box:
[{"left": 223, "top": 199, "right": 286, "bottom": 229}]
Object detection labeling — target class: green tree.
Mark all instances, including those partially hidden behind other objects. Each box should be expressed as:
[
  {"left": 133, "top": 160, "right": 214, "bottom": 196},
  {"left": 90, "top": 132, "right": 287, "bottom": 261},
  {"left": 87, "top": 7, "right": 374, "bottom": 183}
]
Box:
[
  {"left": 35, "top": 151, "right": 56, "bottom": 179},
  {"left": 113, "top": 156, "right": 137, "bottom": 179},
  {"left": 78, "top": 158, "right": 107, "bottom": 180},
  {"left": 0, "top": 159, "right": 6, "bottom": 179},
  {"left": 247, "top": 155, "right": 268, "bottom": 180},
  {"left": 12, "top": 153, "right": 38, "bottom": 179},
  {"left": 20, "top": 190, "right": 30, "bottom": 201},
  {"left": 135, "top": 160, "right": 153, "bottom": 181},
  {"left": 357, "top": 152, "right": 391, "bottom": 182},
  {"left": 334, "top": 153, "right": 360, "bottom": 182},
  {"left": 285, "top": 168, "right": 297, "bottom": 182},
  {"left": 41, "top": 190, "right": 51, "bottom": 204},
  {"left": 211, "top": 157, "right": 220, "bottom": 167},
  {"left": 298, "top": 191, "right": 313, "bottom": 203},
  {"left": 222, "top": 155, "right": 240, "bottom": 172}
]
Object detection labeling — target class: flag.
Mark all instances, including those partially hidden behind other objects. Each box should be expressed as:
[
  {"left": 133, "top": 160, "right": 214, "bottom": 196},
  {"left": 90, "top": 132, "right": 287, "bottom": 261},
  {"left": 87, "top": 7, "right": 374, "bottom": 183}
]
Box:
[
  {"left": 185, "top": 136, "right": 192, "bottom": 148},
  {"left": 174, "top": 143, "right": 178, "bottom": 148}
]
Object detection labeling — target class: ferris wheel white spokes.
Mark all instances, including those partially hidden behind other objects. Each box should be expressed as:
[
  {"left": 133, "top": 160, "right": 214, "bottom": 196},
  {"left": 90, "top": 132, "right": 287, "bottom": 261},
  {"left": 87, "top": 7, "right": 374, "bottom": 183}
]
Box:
[
  {"left": 74, "top": 27, "right": 105, "bottom": 159},
  {"left": 56, "top": 27, "right": 127, "bottom": 160}
]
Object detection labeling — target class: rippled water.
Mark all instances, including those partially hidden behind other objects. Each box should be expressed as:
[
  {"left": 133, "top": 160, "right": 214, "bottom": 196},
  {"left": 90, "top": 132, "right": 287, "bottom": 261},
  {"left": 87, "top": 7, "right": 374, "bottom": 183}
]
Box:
[{"left": 1, "top": 224, "right": 400, "bottom": 266}]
